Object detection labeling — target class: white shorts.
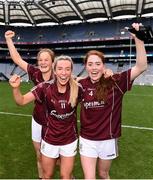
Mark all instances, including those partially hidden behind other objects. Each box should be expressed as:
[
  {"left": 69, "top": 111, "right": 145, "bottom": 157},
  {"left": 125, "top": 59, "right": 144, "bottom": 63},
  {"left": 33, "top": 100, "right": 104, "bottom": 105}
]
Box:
[
  {"left": 41, "top": 139, "right": 78, "bottom": 158},
  {"left": 79, "top": 136, "right": 118, "bottom": 160},
  {"left": 31, "top": 117, "right": 42, "bottom": 143}
]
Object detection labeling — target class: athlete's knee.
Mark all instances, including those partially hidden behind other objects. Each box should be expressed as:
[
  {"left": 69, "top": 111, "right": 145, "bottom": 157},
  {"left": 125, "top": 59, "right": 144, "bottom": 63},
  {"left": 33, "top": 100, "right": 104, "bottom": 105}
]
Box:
[
  {"left": 82, "top": 169, "right": 96, "bottom": 179},
  {"left": 99, "top": 170, "right": 110, "bottom": 179},
  {"left": 60, "top": 172, "right": 72, "bottom": 179},
  {"left": 42, "top": 165, "right": 53, "bottom": 179},
  {"left": 43, "top": 170, "right": 54, "bottom": 179}
]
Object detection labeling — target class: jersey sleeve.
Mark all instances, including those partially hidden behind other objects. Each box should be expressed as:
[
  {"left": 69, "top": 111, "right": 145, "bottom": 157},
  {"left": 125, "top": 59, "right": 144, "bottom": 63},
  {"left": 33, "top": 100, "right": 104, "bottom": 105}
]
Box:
[
  {"left": 31, "top": 82, "right": 45, "bottom": 103},
  {"left": 113, "top": 69, "right": 133, "bottom": 94},
  {"left": 27, "top": 64, "right": 40, "bottom": 83}
]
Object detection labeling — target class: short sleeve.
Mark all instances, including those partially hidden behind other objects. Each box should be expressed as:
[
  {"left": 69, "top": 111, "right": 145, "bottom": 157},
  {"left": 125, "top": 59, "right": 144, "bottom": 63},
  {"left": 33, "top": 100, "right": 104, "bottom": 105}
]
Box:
[{"left": 31, "top": 82, "right": 45, "bottom": 103}]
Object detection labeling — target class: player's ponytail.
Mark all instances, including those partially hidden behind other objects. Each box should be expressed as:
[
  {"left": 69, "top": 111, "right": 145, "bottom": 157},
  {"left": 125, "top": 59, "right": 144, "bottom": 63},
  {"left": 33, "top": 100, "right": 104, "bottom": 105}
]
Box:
[{"left": 69, "top": 76, "right": 79, "bottom": 107}]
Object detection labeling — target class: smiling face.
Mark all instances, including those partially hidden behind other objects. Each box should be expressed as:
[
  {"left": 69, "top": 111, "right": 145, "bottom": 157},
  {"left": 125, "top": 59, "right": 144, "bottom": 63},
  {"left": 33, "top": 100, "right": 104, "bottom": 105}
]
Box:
[
  {"left": 37, "top": 51, "right": 53, "bottom": 73},
  {"left": 86, "top": 54, "right": 105, "bottom": 83},
  {"left": 54, "top": 59, "right": 72, "bottom": 90}
]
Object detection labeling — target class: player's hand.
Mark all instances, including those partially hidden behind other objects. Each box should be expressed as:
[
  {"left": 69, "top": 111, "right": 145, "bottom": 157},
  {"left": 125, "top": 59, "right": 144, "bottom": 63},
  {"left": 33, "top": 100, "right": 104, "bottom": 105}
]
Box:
[
  {"left": 9, "top": 74, "right": 21, "bottom": 88},
  {"left": 76, "top": 76, "right": 86, "bottom": 81},
  {"left": 130, "top": 23, "right": 142, "bottom": 38},
  {"left": 104, "top": 68, "right": 113, "bottom": 78},
  {"left": 5, "top": 30, "right": 15, "bottom": 39}
]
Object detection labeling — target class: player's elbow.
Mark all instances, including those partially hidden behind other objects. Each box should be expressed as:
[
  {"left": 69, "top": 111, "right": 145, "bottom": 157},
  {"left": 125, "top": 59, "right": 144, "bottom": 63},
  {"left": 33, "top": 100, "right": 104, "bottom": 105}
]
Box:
[
  {"left": 137, "top": 60, "right": 148, "bottom": 74},
  {"left": 15, "top": 98, "right": 25, "bottom": 106},
  {"left": 141, "top": 63, "right": 148, "bottom": 73}
]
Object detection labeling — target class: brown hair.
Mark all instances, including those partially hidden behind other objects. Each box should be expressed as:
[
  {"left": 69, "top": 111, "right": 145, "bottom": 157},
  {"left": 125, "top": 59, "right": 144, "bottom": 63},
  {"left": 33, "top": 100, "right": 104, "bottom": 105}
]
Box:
[
  {"left": 37, "top": 48, "right": 55, "bottom": 62},
  {"left": 96, "top": 75, "right": 116, "bottom": 102},
  {"left": 84, "top": 50, "right": 117, "bottom": 102},
  {"left": 84, "top": 50, "right": 105, "bottom": 64}
]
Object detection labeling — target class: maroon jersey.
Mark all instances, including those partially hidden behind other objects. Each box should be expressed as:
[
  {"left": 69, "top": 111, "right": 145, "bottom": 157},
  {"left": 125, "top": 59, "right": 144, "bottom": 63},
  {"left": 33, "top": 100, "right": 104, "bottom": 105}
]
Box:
[
  {"left": 27, "top": 64, "right": 53, "bottom": 125},
  {"left": 31, "top": 79, "right": 81, "bottom": 145},
  {"left": 79, "top": 69, "right": 133, "bottom": 141}
]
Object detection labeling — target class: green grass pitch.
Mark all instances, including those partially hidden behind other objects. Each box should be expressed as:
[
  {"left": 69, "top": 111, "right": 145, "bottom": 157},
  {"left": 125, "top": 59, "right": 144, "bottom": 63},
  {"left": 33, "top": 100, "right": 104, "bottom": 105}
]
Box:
[{"left": 0, "top": 81, "right": 153, "bottom": 178}]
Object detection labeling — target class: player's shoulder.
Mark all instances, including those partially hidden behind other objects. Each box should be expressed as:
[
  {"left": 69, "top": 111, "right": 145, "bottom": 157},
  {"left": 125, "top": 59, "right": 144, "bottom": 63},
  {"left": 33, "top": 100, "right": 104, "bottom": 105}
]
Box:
[
  {"left": 46, "top": 79, "right": 55, "bottom": 84},
  {"left": 78, "top": 76, "right": 89, "bottom": 83},
  {"left": 42, "top": 79, "right": 55, "bottom": 89}
]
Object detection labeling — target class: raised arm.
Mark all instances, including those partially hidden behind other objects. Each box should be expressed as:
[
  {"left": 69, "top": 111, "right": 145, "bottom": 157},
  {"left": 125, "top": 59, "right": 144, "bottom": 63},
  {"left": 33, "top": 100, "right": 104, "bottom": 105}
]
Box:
[
  {"left": 9, "top": 74, "right": 35, "bottom": 105},
  {"left": 5, "top": 30, "right": 28, "bottom": 72},
  {"left": 130, "top": 23, "right": 148, "bottom": 81}
]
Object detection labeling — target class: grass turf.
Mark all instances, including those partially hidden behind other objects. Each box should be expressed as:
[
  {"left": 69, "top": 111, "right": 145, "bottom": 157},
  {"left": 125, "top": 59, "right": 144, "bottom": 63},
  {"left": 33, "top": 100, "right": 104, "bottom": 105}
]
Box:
[{"left": 0, "top": 82, "right": 153, "bottom": 178}]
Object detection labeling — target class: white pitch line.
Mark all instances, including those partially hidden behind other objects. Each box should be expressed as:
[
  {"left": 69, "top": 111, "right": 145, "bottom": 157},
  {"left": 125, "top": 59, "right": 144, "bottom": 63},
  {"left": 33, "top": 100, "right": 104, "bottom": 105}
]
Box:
[
  {"left": 0, "top": 111, "right": 31, "bottom": 117},
  {"left": 122, "top": 125, "right": 153, "bottom": 131},
  {"left": 127, "top": 93, "right": 153, "bottom": 97},
  {"left": 0, "top": 111, "right": 153, "bottom": 131}
]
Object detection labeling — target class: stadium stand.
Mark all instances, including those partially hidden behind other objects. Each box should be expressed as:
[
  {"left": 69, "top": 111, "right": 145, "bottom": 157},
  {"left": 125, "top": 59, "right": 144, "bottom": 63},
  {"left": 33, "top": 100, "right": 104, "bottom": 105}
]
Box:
[{"left": 0, "top": 1, "right": 153, "bottom": 85}]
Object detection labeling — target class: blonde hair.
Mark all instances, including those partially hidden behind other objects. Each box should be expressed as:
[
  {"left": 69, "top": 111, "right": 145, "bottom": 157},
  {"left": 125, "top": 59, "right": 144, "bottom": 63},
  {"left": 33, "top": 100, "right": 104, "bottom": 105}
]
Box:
[{"left": 54, "top": 55, "right": 79, "bottom": 107}]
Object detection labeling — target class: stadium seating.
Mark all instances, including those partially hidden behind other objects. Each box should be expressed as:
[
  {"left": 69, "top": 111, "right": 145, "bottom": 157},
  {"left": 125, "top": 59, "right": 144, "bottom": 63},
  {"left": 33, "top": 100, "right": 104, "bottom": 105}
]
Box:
[{"left": 0, "top": 17, "right": 153, "bottom": 85}]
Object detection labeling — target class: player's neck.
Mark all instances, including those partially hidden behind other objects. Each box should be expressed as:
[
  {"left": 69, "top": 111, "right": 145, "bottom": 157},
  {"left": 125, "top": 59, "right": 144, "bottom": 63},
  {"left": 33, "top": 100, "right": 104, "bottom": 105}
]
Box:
[
  {"left": 42, "top": 71, "right": 52, "bottom": 81},
  {"left": 57, "top": 83, "right": 67, "bottom": 93}
]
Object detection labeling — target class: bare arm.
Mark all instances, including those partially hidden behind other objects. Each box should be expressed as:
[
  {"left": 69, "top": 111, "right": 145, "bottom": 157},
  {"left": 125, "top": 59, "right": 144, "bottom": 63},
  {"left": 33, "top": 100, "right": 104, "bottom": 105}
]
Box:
[
  {"left": 9, "top": 74, "right": 35, "bottom": 105},
  {"left": 130, "top": 23, "right": 148, "bottom": 81},
  {"left": 5, "top": 30, "right": 28, "bottom": 72}
]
